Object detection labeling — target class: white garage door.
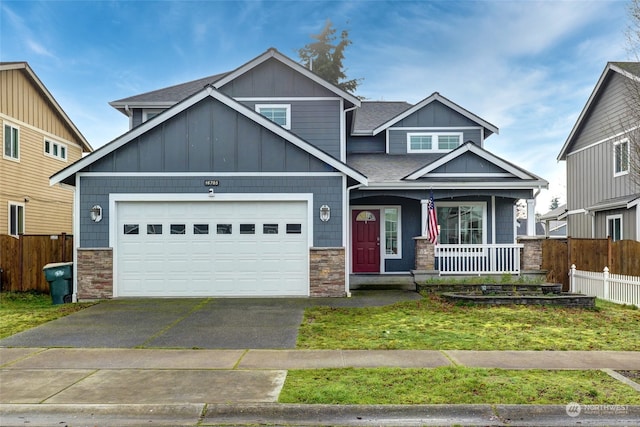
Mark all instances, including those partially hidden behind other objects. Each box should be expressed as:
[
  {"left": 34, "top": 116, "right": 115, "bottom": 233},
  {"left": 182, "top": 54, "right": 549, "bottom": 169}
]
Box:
[{"left": 116, "top": 200, "right": 309, "bottom": 297}]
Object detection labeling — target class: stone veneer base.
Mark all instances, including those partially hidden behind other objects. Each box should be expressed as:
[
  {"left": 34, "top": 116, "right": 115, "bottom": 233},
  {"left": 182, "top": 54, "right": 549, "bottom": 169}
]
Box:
[{"left": 76, "top": 248, "right": 113, "bottom": 300}]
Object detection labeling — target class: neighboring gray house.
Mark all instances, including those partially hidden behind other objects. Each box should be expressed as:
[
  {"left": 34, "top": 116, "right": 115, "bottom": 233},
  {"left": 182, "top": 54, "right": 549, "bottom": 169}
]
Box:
[
  {"left": 51, "top": 48, "right": 547, "bottom": 300},
  {"left": 557, "top": 62, "right": 640, "bottom": 241}
]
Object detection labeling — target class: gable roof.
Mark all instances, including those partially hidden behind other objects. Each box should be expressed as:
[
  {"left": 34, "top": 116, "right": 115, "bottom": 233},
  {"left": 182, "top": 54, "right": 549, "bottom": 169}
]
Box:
[
  {"left": 51, "top": 85, "right": 367, "bottom": 186},
  {"left": 347, "top": 142, "right": 547, "bottom": 190},
  {"left": 370, "top": 92, "right": 499, "bottom": 137},
  {"left": 109, "top": 47, "right": 361, "bottom": 116},
  {"left": 403, "top": 141, "right": 548, "bottom": 187},
  {"left": 557, "top": 62, "right": 640, "bottom": 161},
  {"left": 213, "top": 48, "right": 361, "bottom": 107},
  {"left": 351, "top": 101, "right": 412, "bottom": 135},
  {"left": 109, "top": 72, "right": 229, "bottom": 114},
  {"left": 0, "top": 62, "right": 92, "bottom": 152}
]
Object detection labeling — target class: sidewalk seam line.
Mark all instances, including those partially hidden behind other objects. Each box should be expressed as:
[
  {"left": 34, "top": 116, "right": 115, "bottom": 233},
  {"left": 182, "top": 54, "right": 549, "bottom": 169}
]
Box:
[
  {"left": 233, "top": 349, "right": 249, "bottom": 369},
  {"left": 440, "top": 350, "right": 460, "bottom": 366},
  {"left": 0, "top": 347, "right": 50, "bottom": 368},
  {"left": 39, "top": 369, "right": 99, "bottom": 404},
  {"left": 136, "top": 298, "right": 213, "bottom": 348}
]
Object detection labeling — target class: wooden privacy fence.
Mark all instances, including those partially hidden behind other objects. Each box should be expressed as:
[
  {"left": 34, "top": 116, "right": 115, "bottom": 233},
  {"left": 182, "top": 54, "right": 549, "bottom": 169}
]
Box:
[
  {"left": 0, "top": 234, "right": 73, "bottom": 293},
  {"left": 542, "top": 237, "right": 640, "bottom": 291}
]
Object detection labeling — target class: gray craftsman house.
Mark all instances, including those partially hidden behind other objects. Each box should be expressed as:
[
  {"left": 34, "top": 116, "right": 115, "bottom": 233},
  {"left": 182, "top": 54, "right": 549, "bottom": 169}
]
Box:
[
  {"left": 51, "top": 48, "right": 547, "bottom": 299},
  {"left": 557, "top": 62, "right": 640, "bottom": 241}
]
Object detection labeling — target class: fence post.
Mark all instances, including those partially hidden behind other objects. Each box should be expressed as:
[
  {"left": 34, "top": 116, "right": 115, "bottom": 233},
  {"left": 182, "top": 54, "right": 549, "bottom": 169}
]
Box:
[
  {"left": 603, "top": 266, "right": 609, "bottom": 301},
  {"left": 569, "top": 264, "right": 576, "bottom": 293}
]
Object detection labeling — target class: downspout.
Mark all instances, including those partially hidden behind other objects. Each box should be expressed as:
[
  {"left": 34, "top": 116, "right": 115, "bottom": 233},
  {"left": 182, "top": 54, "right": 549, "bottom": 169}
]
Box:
[
  {"left": 124, "top": 104, "right": 133, "bottom": 130},
  {"left": 344, "top": 182, "right": 364, "bottom": 297}
]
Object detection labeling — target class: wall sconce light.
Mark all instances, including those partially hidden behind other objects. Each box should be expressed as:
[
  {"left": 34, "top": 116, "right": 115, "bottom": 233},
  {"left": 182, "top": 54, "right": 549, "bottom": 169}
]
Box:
[
  {"left": 319, "top": 205, "right": 330, "bottom": 222},
  {"left": 90, "top": 205, "right": 102, "bottom": 223}
]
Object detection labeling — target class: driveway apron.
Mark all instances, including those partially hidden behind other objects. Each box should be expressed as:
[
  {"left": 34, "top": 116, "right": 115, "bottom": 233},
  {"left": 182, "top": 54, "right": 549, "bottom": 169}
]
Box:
[{"left": 0, "top": 290, "right": 422, "bottom": 349}]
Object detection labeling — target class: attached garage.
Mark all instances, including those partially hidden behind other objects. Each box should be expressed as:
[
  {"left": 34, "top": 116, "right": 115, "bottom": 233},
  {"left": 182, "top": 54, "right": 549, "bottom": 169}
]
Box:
[{"left": 114, "top": 198, "right": 310, "bottom": 297}]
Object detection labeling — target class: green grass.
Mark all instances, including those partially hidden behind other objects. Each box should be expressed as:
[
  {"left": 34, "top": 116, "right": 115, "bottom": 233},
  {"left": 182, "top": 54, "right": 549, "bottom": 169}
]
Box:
[
  {"left": 0, "top": 292, "right": 96, "bottom": 339},
  {"left": 280, "top": 367, "right": 640, "bottom": 405},
  {"left": 297, "top": 294, "right": 640, "bottom": 350}
]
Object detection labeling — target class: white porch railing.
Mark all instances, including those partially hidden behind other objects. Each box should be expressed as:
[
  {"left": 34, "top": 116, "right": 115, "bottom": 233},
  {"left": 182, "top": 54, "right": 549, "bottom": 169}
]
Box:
[
  {"left": 435, "top": 244, "right": 523, "bottom": 275},
  {"left": 570, "top": 265, "right": 640, "bottom": 307}
]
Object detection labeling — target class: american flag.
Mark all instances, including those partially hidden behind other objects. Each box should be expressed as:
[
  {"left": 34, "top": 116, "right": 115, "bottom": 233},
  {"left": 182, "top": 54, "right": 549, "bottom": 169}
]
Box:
[{"left": 426, "top": 191, "right": 439, "bottom": 244}]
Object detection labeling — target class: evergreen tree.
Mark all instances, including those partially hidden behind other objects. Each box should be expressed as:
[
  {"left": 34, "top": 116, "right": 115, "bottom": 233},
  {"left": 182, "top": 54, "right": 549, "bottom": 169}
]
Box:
[{"left": 298, "top": 19, "right": 362, "bottom": 94}]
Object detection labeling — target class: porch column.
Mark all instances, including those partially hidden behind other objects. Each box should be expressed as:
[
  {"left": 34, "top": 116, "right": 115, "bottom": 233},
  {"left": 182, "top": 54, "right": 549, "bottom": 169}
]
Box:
[{"left": 526, "top": 199, "right": 536, "bottom": 236}]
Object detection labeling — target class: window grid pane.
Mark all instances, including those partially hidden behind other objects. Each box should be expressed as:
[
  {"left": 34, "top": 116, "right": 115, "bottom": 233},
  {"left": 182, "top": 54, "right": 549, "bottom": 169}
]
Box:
[
  {"left": 410, "top": 135, "right": 432, "bottom": 150},
  {"left": 615, "top": 141, "right": 629, "bottom": 174},
  {"left": 260, "top": 108, "right": 287, "bottom": 126},
  {"left": 438, "top": 135, "right": 460, "bottom": 150}
]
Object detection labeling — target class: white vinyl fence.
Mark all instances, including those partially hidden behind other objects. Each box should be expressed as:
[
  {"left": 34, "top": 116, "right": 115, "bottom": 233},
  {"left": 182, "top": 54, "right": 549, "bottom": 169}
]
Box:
[{"left": 570, "top": 265, "right": 640, "bottom": 308}]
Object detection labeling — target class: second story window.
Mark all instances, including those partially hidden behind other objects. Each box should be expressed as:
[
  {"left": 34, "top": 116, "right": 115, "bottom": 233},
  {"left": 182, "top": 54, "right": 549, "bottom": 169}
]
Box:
[
  {"left": 44, "top": 139, "right": 67, "bottom": 161},
  {"left": 407, "top": 132, "right": 462, "bottom": 153},
  {"left": 255, "top": 104, "right": 291, "bottom": 129},
  {"left": 614, "top": 139, "right": 629, "bottom": 176},
  {"left": 4, "top": 123, "right": 20, "bottom": 161},
  {"left": 143, "top": 109, "right": 163, "bottom": 123}
]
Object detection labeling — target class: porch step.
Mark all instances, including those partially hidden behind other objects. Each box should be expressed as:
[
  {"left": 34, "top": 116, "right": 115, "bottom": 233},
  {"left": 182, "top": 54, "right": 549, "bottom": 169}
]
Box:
[{"left": 349, "top": 275, "right": 416, "bottom": 291}]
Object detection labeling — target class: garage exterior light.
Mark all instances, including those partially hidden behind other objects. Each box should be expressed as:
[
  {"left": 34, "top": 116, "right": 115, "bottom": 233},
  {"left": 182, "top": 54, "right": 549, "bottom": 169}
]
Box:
[{"left": 320, "top": 205, "right": 330, "bottom": 222}]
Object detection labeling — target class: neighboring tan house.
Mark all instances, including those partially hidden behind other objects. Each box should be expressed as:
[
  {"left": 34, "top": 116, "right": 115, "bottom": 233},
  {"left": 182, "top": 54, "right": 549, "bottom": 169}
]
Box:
[
  {"left": 557, "top": 62, "right": 640, "bottom": 241},
  {"left": 51, "top": 48, "right": 547, "bottom": 300},
  {"left": 1, "top": 62, "right": 92, "bottom": 235}
]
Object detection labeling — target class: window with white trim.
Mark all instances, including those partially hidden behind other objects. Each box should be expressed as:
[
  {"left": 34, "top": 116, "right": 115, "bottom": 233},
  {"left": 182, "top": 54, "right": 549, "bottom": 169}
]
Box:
[
  {"left": 9, "top": 202, "right": 25, "bottom": 236},
  {"left": 614, "top": 139, "right": 629, "bottom": 176},
  {"left": 407, "top": 132, "right": 462, "bottom": 153},
  {"left": 384, "top": 207, "right": 401, "bottom": 257},
  {"left": 436, "top": 202, "right": 486, "bottom": 244},
  {"left": 44, "top": 139, "right": 67, "bottom": 161},
  {"left": 4, "top": 123, "right": 20, "bottom": 160},
  {"left": 255, "top": 104, "right": 291, "bottom": 129},
  {"left": 606, "top": 214, "right": 622, "bottom": 241},
  {"left": 142, "top": 109, "right": 163, "bottom": 122}
]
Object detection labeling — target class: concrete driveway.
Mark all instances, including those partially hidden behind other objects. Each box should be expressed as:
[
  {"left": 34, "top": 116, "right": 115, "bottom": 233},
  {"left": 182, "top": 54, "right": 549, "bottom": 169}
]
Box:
[{"left": 0, "top": 290, "right": 421, "bottom": 349}]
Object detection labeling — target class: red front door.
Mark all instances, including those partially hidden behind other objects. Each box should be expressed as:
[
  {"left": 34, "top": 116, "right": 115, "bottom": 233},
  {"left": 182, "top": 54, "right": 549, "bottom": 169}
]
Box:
[{"left": 352, "top": 209, "right": 380, "bottom": 273}]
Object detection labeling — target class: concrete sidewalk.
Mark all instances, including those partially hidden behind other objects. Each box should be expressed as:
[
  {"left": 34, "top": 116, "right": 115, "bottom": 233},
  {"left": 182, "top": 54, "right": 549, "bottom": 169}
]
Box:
[{"left": 1, "top": 348, "right": 639, "bottom": 425}]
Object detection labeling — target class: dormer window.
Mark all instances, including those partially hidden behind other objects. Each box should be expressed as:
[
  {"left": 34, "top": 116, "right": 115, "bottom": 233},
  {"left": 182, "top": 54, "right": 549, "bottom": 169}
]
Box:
[
  {"left": 255, "top": 104, "right": 291, "bottom": 129},
  {"left": 407, "top": 132, "right": 462, "bottom": 153}
]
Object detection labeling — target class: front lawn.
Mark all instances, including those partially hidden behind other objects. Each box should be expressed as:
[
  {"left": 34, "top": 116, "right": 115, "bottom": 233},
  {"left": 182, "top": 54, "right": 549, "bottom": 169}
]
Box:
[
  {"left": 297, "top": 294, "right": 640, "bottom": 350},
  {"left": 280, "top": 367, "right": 640, "bottom": 405},
  {"left": 0, "top": 292, "right": 96, "bottom": 339}
]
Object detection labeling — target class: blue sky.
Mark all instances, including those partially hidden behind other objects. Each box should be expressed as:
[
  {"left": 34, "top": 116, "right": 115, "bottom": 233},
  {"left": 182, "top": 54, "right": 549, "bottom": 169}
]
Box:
[{"left": 0, "top": 0, "right": 631, "bottom": 212}]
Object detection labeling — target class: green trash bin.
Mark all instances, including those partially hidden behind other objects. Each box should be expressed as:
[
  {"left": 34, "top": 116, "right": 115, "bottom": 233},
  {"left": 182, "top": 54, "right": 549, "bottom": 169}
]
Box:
[{"left": 43, "top": 262, "right": 73, "bottom": 305}]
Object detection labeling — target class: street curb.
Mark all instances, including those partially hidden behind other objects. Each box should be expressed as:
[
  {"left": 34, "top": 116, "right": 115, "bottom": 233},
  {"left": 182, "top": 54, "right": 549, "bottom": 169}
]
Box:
[{"left": 2, "top": 404, "right": 639, "bottom": 426}]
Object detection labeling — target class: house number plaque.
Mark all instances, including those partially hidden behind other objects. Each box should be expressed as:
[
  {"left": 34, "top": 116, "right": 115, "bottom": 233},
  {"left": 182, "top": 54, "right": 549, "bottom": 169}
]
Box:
[{"left": 204, "top": 180, "right": 219, "bottom": 186}]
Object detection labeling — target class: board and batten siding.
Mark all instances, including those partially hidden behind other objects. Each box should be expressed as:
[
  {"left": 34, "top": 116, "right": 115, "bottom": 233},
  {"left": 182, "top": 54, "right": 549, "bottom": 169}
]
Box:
[
  {"left": 567, "top": 142, "right": 639, "bottom": 238},
  {"left": 429, "top": 151, "right": 506, "bottom": 174},
  {"left": 219, "top": 58, "right": 336, "bottom": 98},
  {"left": 594, "top": 208, "right": 637, "bottom": 241},
  {"left": 78, "top": 175, "right": 344, "bottom": 248},
  {"left": 87, "top": 97, "right": 331, "bottom": 174},
  {"left": 570, "top": 72, "right": 630, "bottom": 152},
  {"left": 241, "top": 99, "right": 341, "bottom": 158}
]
